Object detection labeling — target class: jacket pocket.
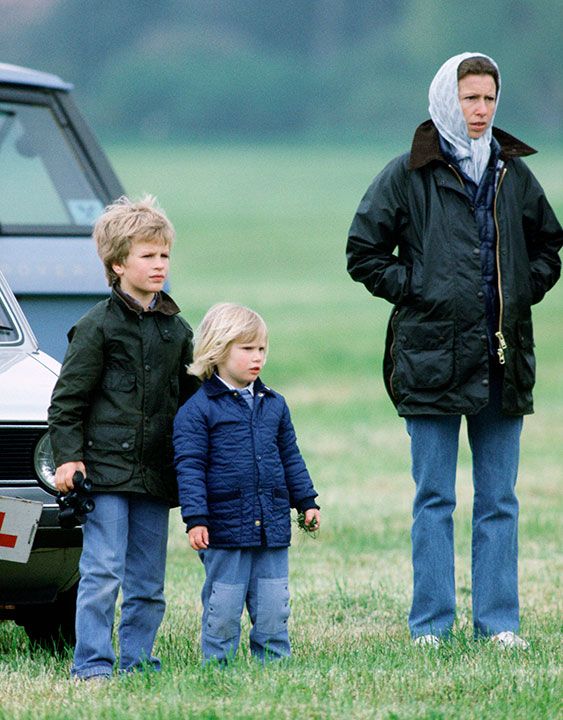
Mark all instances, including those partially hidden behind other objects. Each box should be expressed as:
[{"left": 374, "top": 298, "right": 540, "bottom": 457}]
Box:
[
  {"left": 396, "top": 320, "right": 454, "bottom": 389},
  {"left": 273, "top": 488, "right": 290, "bottom": 502},
  {"left": 102, "top": 371, "right": 136, "bottom": 392},
  {"left": 514, "top": 320, "right": 536, "bottom": 391},
  {"left": 208, "top": 489, "right": 242, "bottom": 545},
  {"left": 84, "top": 424, "right": 136, "bottom": 485},
  {"left": 208, "top": 490, "right": 243, "bottom": 504}
]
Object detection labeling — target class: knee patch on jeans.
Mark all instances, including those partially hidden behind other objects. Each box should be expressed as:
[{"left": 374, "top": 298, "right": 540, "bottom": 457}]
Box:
[
  {"left": 205, "top": 582, "right": 245, "bottom": 640},
  {"left": 254, "top": 578, "right": 290, "bottom": 635}
]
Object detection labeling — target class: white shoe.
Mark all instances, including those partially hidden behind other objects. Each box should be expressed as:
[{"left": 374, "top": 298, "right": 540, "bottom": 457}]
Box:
[
  {"left": 490, "top": 631, "right": 529, "bottom": 649},
  {"left": 414, "top": 634, "right": 440, "bottom": 648}
]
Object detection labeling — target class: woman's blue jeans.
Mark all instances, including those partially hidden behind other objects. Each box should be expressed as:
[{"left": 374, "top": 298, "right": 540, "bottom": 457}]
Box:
[
  {"left": 199, "top": 547, "right": 291, "bottom": 664},
  {"left": 71, "top": 493, "right": 170, "bottom": 679},
  {"left": 405, "top": 375, "right": 523, "bottom": 639}
]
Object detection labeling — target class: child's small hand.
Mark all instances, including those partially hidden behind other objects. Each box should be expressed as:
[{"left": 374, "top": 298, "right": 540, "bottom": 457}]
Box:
[
  {"left": 303, "top": 508, "right": 320, "bottom": 531},
  {"left": 188, "top": 525, "right": 209, "bottom": 550}
]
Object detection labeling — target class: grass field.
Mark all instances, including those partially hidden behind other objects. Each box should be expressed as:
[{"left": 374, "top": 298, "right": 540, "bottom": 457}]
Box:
[{"left": 1, "top": 144, "right": 561, "bottom": 719}]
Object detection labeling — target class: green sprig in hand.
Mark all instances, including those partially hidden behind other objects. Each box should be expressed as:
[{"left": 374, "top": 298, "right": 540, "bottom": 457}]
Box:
[{"left": 296, "top": 509, "right": 320, "bottom": 538}]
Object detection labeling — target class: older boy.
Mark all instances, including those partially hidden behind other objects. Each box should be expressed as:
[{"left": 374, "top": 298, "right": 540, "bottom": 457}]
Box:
[{"left": 48, "top": 195, "right": 199, "bottom": 680}]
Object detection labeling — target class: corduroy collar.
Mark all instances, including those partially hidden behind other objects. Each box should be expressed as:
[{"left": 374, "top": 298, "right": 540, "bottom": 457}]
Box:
[
  {"left": 408, "top": 119, "right": 536, "bottom": 170},
  {"left": 112, "top": 284, "right": 181, "bottom": 316}
]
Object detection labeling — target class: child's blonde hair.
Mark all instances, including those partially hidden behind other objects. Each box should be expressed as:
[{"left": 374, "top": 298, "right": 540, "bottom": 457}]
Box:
[
  {"left": 94, "top": 194, "right": 175, "bottom": 286},
  {"left": 189, "top": 303, "right": 269, "bottom": 380}
]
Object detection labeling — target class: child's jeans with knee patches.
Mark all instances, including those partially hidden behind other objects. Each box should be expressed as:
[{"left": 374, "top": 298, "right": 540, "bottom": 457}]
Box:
[{"left": 199, "top": 546, "right": 290, "bottom": 663}]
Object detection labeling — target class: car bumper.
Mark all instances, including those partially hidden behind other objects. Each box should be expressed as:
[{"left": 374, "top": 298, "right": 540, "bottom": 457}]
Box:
[{"left": 0, "top": 486, "right": 82, "bottom": 606}]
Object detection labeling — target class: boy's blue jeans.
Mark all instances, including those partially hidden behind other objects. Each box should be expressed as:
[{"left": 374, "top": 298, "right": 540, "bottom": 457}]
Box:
[
  {"left": 199, "top": 547, "right": 290, "bottom": 663},
  {"left": 71, "top": 493, "right": 170, "bottom": 679},
  {"left": 406, "top": 372, "right": 523, "bottom": 639}
]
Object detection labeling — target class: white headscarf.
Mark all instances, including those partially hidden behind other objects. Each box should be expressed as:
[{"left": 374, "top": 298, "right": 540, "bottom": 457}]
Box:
[{"left": 428, "top": 52, "right": 501, "bottom": 184}]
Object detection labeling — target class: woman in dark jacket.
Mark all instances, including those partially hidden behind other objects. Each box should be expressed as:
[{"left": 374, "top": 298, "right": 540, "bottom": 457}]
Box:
[{"left": 347, "top": 53, "right": 562, "bottom": 648}]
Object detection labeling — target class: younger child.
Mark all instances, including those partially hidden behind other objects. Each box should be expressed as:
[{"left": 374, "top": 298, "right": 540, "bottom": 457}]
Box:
[
  {"left": 48, "top": 195, "right": 199, "bottom": 680},
  {"left": 173, "top": 302, "right": 320, "bottom": 664}
]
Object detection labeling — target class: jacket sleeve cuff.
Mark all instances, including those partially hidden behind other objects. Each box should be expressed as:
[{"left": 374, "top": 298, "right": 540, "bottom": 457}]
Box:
[
  {"left": 183, "top": 516, "right": 209, "bottom": 532},
  {"left": 295, "top": 497, "right": 320, "bottom": 513}
]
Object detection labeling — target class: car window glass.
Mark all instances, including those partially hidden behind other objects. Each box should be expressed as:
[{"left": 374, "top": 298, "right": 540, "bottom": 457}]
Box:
[
  {"left": 0, "top": 102, "right": 105, "bottom": 228},
  {"left": 0, "top": 295, "right": 22, "bottom": 345}
]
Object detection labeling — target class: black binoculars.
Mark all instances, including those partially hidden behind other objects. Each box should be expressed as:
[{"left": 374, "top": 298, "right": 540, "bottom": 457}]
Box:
[{"left": 57, "top": 471, "right": 95, "bottom": 529}]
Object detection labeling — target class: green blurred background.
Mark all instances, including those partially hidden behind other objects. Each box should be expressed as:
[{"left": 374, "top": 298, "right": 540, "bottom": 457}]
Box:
[
  {"left": 3, "top": 0, "right": 560, "bottom": 460},
  {"left": 4, "top": 0, "right": 559, "bottom": 462},
  {"left": 2, "top": 0, "right": 562, "bottom": 145},
  {"left": 1, "top": 6, "right": 561, "bottom": 715}
]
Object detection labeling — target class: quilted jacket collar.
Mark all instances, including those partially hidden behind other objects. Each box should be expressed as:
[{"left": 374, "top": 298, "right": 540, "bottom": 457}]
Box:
[{"left": 203, "top": 373, "right": 275, "bottom": 398}]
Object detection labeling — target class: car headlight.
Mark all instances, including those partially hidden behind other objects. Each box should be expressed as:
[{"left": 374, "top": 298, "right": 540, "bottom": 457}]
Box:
[{"left": 34, "top": 432, "right": 57, "bottom": 495}]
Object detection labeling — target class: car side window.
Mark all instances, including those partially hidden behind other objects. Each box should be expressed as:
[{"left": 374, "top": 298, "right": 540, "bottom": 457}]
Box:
[
  {"left": 0, "top": 297, "right": 21, "bottom": 344},
  {"left": 0, "top": 102, "right": 104, "bottom": 229}
]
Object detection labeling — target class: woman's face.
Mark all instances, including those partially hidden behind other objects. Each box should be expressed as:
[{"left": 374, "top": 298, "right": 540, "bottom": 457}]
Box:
[{"left": 458, "top": 73, "right": 497, "bottom": 139}]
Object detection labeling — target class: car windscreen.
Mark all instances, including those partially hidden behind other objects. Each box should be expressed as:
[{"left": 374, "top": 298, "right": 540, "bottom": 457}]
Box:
[
  {"left": 0, "top": 102, "right": 105, "bottom": 231},
  {"left": 0, "top": 293, "right": 23, "bottom": 345}
]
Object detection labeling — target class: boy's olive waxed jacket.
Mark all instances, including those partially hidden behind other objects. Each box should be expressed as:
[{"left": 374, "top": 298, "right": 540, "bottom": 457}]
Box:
[
  {"left": 48, "top": 288, "right": 199, "bottom": 504},
  {"left": 347, "top": 121, "right": 563, "bottom": 416}
]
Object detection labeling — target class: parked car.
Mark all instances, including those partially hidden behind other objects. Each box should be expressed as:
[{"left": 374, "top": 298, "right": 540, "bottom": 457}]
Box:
[
  {"left": 0, "top": 62, "right": 124, "bottom": 361},
  {"left": 0, "top": 63, "right": 125, "bottom": 649},
  {"left": 0, "top": 268, "right": 79, "bottom": 648}
]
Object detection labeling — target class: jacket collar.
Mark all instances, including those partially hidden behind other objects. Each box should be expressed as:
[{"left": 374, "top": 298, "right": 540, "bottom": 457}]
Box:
[
  {"left": 111, "top": 284, "right": 181, "bottom": 317},
  {"left": 408, "top": 119, "right": 536, "bottom": 170},
  {"left": 203, "top": 373, "right": 275, "bottom": 398}
]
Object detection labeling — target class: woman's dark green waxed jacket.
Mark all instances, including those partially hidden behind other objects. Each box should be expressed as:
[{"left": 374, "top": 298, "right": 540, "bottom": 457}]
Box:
[
  {"left": 347, "top": 121, "right": 563, "bottom": 416},
  {"left": 48, "top": 287, "right": 200, "bottom": 504}
]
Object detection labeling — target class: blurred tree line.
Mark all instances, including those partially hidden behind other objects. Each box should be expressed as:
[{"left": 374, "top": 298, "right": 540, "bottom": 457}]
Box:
[{"left": 2, "top": 0, "right": 562, "bottom": 143}]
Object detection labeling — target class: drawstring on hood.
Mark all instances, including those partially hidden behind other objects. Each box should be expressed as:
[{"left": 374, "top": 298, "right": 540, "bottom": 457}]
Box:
[{"left": 429, "top": 52, "right": 501, "bottom": 184}]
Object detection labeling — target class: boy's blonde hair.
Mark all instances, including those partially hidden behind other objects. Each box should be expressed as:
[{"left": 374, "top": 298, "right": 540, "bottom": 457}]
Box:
[
  {"left": 93, "top": 194, "right": 175, "bottom": 286},
  {"left": 189, "top": 303, "right": 269, "bottom": 380}
]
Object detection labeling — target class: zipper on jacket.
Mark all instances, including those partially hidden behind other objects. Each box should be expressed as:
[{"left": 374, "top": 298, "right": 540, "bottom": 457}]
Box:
[
  {"left": 493, "top": 167, "right": 508, "bottom": 364},
  {"left": 446, "top": 161, "right": 508, "bottom": 363}
]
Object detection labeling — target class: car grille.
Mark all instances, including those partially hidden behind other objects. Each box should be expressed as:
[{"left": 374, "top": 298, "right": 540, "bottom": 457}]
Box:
[{"left": 0, "top": 425, "right": 45, "bottom": 481}]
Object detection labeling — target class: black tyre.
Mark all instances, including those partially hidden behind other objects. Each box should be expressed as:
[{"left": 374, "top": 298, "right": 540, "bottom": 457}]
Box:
[{"left": 16, "top": 582, "right": 78, "bottom": 652}]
